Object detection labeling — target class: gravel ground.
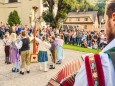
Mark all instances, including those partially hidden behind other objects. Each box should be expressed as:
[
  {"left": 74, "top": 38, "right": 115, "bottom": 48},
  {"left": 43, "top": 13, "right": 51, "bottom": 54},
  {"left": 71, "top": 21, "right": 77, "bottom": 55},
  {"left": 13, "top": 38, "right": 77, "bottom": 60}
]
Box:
[{"left": 0, "top": 39, "right": 86, "bottom": 86}]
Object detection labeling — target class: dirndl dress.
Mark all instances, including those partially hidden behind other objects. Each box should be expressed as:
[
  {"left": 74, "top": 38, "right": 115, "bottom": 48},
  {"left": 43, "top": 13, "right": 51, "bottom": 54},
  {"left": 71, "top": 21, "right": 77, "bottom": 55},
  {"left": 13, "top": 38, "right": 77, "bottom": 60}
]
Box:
[
  {"left": 38, "top": 51, "right": 48, "bottom": 62},
  {"left": 10, "top": 42, "right": 18, "bottom": 63},
  {"left": 56, "top": 45, "right": 64, "bottom": 60},
  {"left": 10, "top": 47, "right": 17, "bottom": 63}
]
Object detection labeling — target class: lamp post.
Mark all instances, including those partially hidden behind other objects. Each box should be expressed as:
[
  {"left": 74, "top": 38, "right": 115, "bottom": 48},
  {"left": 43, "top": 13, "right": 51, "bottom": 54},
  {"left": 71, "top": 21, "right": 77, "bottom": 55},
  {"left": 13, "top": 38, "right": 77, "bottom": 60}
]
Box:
[{"left": 32, "top": 6, "right": 38, "bottom": 54}]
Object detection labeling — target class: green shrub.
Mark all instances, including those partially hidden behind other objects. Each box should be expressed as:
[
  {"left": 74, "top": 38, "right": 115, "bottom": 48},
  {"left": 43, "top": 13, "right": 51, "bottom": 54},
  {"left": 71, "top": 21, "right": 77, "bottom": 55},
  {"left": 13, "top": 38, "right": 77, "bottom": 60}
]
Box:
[{"left": 8, "top": 10, "right": 21, "bottom": 26}]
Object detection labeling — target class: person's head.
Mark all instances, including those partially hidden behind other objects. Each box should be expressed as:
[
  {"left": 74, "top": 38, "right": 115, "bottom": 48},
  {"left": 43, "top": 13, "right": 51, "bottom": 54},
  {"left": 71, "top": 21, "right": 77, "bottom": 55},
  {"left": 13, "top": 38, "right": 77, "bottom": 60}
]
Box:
[
  {"left": 60, "top": 34, "right": 64, "bottom": 40},
  {"left": 4, "top": 33, "right": 9, "bottom": 39},
  {"left": 105, "top": 0, "right": 115, "bottom": 43},
  {"left": 50, "top": 36, "right": 55, "bottom": 42},
  {"left": 42, "top": 36, "right": 46, "bottom": 41},
  {"left": 21, "top": 30, "right": 27, "bottom": 37},
  {"left": 5, "top": 31, "right": 9, "bottom": 35},
  {"left": 10, "top": 33, "right": 17, "bottom": 42}
]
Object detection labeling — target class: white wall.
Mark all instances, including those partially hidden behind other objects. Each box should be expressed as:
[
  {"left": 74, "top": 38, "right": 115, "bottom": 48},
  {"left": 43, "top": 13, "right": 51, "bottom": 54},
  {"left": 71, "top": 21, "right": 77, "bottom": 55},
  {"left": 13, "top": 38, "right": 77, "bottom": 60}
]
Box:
[{"left": 0, "top": 0, "right": 43, "bottom": 25}]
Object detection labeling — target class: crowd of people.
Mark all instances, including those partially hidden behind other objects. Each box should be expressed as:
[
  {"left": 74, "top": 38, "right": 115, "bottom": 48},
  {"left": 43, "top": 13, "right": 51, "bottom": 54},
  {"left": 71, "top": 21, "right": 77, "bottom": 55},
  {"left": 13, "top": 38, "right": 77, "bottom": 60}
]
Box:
[
  {"left": 2, "top": 24, "right": 64, "bottom": 75},
  {"left": 63, "top": 29, "right": 108, "bottom": 50},
  {"left": 0, "top": 16, "right": 108, "bottom": 76},
  {"left": 0, "top": 21, "right": 108, "bottom": 50},
  {"left": 74, "top": 0, "right": 115, "bottom": 86}
]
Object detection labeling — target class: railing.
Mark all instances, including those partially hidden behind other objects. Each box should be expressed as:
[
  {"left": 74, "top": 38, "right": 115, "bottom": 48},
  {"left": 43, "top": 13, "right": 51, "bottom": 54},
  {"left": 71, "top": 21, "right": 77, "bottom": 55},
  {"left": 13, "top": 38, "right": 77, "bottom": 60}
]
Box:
[{"left": 46, "top": 58, "right": 83, "bottom": 86}]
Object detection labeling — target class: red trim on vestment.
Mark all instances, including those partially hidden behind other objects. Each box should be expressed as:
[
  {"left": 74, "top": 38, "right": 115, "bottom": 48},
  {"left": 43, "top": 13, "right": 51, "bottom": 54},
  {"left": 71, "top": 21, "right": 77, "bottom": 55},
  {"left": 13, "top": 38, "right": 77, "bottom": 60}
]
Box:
[
  {"left": 62, "top": 81, "right": 70, "bottom": 86},
  {"left": 94, "top": 54, "right": 105, "bottom": 86},
  {"left": 85, "top": 56, "right": 94, "bottom": 86}
]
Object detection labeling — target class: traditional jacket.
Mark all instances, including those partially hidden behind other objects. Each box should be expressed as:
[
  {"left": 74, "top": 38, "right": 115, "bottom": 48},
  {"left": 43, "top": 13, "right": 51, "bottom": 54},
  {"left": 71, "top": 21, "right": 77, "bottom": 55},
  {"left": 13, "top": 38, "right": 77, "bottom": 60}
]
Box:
[
  {"left": 21, "top": 38, "right": 30, "bottom": 51},
  {"left": 74, "top": 39, "right": 115, "bottom": 86}
]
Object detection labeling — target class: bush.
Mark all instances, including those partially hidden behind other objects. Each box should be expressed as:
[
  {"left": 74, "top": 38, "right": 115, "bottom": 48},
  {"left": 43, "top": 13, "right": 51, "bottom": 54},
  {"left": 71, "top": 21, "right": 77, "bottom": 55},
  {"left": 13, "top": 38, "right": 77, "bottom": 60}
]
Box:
[{"left": 8, "top": 10, "right": 21, "bottom": 26}]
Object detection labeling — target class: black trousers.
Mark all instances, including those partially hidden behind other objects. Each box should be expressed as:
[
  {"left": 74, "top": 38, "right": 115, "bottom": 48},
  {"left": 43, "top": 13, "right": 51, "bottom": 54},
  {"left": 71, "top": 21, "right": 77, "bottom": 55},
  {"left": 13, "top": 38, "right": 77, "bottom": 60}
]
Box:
[
  {"left": 64, "top": 37, "right": 68, "bottom": 44},
  {"left": 5, "top": 46, "right": 10, "bottom": 63}
]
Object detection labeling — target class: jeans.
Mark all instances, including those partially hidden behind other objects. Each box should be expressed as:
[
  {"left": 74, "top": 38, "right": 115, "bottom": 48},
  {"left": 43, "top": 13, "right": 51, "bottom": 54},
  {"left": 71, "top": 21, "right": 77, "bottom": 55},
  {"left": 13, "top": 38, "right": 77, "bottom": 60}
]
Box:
[
  {"left": 72, "top": 38, "right": 76, "bottom": 45},
  {"left": 88, "top": 40, "right": 91, "bottom": 47},
  {"left": 77, "top": 37, "right": 81, "bottom": 45},
  {"left": 67, "top": 37, "right": 71, "bottom": 44},
  {"left": 64, "top": 36, "right": 68, "bottom": 44},
  {"left": 0, "top": 31, "right": 3, "bottom": 39}
]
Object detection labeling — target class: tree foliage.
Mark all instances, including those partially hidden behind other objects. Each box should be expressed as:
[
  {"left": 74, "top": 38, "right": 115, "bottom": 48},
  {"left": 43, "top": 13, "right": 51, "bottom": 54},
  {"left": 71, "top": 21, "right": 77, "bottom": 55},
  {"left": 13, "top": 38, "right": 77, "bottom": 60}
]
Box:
[
  {"left": 94, "top": 0, "right": 107, "bottom": 16},
  {"left": 42, "top": 0, "right": 106, "bottom": 28},
  {"left": 8, "top": 10, "right": 21, "bottom": 26},
  {"left": 42, "top": 0, "right": 77, "bottom": 28},
  {"left": 76, "top": 0, "right": 107, "bottom": 15}
]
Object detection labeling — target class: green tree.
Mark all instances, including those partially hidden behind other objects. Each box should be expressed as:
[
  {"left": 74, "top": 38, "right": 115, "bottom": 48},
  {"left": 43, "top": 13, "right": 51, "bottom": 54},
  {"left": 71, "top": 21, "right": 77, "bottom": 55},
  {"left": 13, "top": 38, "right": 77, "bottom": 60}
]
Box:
[
  {"left": 8, "top": 12, "right": 14, "bottom": 26},
  {"left": 75, "top": 0, "right": 97, "bottom": 11},
  {"left": 94, "top": 0, "right": 107, "bottom": 16},
  {"left": 8, "top": 10, "right": 21, "bottom": 26},
  {"left": 43, "top": 0, "right": 77, "bottom": 28},
  {"left": 42, "top": 0, "right": 106, "bottom": 28}
]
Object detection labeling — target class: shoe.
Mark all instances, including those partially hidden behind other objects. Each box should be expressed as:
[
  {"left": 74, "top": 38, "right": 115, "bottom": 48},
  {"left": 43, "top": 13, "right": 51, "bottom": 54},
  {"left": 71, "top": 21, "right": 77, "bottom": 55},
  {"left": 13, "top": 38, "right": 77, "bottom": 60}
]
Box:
[
  {"left": 39, "top": 67, "right": 43, "bottom": 71},
  {"left": 56, "top": 61, "right": 61, "bottom": 64},
  {"left": 44, "top": 69, "right": 48, "bottom": 72},
  {"left": 12, "top": 68, "right": 15, "bottom": 72},
  {"left": 16, "top": 69, "right": 19, "bottom": 72},
  {"left": 27, "top": 71, "right": 30, "bottom": 73},
  {"left": 50, "top": 65, "right": 53, "bottom": 66},
  {"left": 49, "top": 66, "right": 55, "bottom": 69},
  {"left": 7, "top": 62, "right": 11, "bottom": 64},
  {"left": 20, "top": 71, "right": 24, "bottom": 75}
]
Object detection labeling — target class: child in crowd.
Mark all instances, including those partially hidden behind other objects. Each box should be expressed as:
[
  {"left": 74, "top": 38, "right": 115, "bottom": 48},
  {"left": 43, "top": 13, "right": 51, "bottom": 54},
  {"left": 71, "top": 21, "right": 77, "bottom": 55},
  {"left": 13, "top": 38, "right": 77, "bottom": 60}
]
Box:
[
  {"left": 3, "top": 32, "right": 11, "bottom": 64},
  {"left": 92, "top": 41, "right": 98, "bottom": 49},
  {"left": 19, "top": 30, "right": 32, "bottom": 75},
  {"left": 10, "top": 33, "right": 21, "bottom": 72},
  {"left": 83, "top": 39, "right": 88, "bottom": 48},
  {"left": 56, "top": 34, "right": 64, "bottom": 64},
  {"left": 36, "top": 36, "right": 51, "bottom": 72},
  {"left": 49, "top": 36, "right": 56, "bottom": 69}
]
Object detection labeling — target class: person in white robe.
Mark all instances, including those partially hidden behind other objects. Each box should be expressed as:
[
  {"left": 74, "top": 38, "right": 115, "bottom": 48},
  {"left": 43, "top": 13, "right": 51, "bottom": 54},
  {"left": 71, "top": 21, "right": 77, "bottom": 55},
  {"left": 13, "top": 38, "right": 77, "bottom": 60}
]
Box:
[{"left": 74, "top": 0, "right": 115, "bottom": 86}]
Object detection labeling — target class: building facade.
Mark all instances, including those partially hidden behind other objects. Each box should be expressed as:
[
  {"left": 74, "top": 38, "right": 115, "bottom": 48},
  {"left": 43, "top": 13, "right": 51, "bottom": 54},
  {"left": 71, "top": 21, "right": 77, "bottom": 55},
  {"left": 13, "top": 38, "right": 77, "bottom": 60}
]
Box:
[
  {"left": 64, "top": 11, "right": 99, "bottom": 31},
  {"left": 0, "top": 0, "right": 43, "bottom": 25}
]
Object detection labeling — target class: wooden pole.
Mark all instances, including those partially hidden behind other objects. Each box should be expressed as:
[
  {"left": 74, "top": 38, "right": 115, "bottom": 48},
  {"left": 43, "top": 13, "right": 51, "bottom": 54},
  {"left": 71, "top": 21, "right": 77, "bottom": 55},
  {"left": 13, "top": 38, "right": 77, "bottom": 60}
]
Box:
[
  {"left": 32, "top": 6, "right": 38, "bottom": 54},
  {"left": 33, "top": 22, "right": 36, "bottom": 54}
]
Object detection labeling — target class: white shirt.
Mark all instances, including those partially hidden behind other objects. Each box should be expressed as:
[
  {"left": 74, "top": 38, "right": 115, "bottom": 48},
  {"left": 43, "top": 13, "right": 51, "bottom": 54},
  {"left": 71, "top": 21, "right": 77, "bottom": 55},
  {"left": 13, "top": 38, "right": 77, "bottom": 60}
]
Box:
[
  {"left": 72, "top": 32, "right": 76, "bottom": 38},
  {"left": 74, "top": 39, "right": 115, "bottom": 86},
  {"left": 3, "top": 38, "right": 11, "bottom": 46},
  {"left": 55, "top": 38, "right": 64, "bottom": 47},
  {"left": 100, "top": 34, "right": 105, "bottom": 43},
  {"left": 36, "top": 38, "right": 51, "bottom": 51}
]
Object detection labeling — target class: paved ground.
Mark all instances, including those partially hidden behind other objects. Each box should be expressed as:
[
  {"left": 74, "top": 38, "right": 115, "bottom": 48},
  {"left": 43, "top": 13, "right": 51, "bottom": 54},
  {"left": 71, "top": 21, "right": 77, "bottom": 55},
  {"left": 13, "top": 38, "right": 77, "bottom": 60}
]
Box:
[{"left": 0, "top": 39, "right": 86, "bottom": 86}]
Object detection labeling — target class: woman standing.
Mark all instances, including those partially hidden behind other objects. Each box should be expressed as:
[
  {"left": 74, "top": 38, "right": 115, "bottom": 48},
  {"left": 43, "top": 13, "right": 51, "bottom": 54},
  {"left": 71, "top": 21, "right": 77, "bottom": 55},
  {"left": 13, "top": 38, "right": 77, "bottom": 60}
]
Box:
[{"left": 56, "top": 34, "right": 64, "bottom": 64}]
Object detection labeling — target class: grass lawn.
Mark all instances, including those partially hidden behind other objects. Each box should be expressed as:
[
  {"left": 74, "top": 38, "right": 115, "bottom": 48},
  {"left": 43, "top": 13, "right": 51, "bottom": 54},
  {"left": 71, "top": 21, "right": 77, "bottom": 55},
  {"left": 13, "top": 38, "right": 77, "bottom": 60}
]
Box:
[{"left": 63, "top": 44, "right": 101, "bottom": 54}]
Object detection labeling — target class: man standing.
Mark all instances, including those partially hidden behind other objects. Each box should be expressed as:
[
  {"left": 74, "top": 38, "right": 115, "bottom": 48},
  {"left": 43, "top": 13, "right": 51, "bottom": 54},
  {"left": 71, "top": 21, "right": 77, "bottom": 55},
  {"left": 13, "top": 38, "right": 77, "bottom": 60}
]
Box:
[{"left": 74, "top": 0, "right": 115, "bottom": 86}]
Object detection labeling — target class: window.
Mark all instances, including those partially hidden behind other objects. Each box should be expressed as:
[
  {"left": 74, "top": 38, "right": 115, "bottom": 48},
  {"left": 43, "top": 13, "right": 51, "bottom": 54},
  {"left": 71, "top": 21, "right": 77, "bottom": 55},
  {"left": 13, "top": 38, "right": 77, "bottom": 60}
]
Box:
[
  {"left": 76, "top": 18, "right": 80, "bottom": 21},
  {"left": 9, "top": 0, "right": 18, "bottom": 3},
  {"left": 84, "top": 25, "right": 87, "bottom": 29},
  {"left": 84, "top": 18, "right": 88, "bottom": 21},
  {"left": 69, "top": 18, "right": 71, "bottom": 21}
]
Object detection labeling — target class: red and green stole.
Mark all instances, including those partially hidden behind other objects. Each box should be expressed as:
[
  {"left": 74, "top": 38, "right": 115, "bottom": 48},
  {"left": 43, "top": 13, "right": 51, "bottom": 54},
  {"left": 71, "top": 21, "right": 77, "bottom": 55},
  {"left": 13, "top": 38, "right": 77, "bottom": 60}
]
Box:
[
  {"left": 85, "top": 54, "right": 105, "bottom": 86},
  {"left": 104, "top": 47, "right": 115, "bottom": 68}
]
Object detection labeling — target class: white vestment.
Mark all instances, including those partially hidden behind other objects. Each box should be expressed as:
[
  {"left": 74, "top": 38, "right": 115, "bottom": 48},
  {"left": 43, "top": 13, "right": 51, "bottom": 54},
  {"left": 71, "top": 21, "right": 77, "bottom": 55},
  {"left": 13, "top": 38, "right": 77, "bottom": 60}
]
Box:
[{"left": 74, "top": 39, "right": 115, "bottom": 86}]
